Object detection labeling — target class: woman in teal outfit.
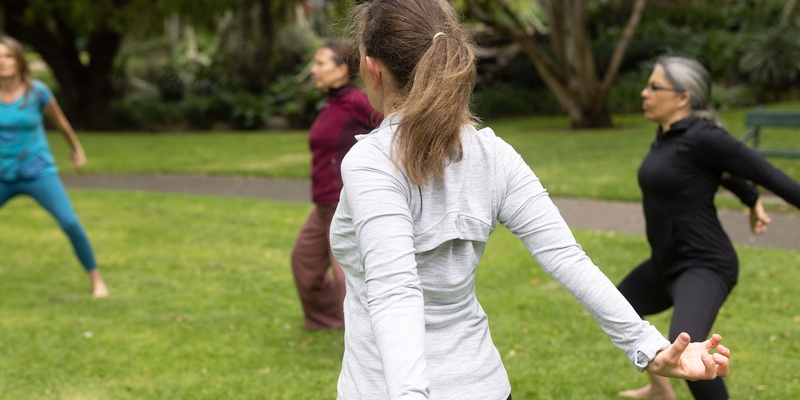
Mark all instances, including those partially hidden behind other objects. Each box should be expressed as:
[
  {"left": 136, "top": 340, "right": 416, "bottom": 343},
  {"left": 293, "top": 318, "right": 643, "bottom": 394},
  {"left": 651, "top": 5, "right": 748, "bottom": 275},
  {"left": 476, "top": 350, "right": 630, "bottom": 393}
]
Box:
[{"left": 0, "top": 35, "right": 108, "bottom": 298}]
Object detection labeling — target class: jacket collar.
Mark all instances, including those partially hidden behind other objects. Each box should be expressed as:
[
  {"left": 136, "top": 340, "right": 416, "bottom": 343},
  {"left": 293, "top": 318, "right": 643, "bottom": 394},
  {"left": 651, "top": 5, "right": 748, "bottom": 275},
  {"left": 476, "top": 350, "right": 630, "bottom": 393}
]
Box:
[{"left": 657, "top": 115, "right": 698, "bottom": 137}]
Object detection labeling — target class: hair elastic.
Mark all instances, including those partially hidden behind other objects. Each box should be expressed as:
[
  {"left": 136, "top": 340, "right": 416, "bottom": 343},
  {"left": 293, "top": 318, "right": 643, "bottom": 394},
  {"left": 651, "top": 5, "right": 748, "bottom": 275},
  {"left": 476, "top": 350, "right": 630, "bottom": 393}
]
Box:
[{"left": 432, "top": 32, "right": 445, "bottom": 41}]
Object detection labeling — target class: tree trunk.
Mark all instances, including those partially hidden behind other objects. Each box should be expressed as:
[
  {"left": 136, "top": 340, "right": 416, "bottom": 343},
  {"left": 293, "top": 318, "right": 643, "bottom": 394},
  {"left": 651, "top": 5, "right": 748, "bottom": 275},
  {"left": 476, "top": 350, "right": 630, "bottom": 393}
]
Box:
[
  {"left": 259, "top": 0, "right": 278, "bottom": 83},
  {"left": 1, "top": 1, "right": 122, "bottom": 130},
  {"left": 567, "top": 101, "right": 613, "bottom": 129},
  {"left": 465, "top": 0, "right": 646, "bottom": 130}
]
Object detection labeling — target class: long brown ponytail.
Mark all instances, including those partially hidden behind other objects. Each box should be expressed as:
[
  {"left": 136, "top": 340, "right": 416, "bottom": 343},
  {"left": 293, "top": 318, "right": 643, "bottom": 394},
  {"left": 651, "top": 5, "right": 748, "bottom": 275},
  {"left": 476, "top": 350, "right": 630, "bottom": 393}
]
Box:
[{"left": 352, "top": 0, "right": 478, "bottom": 186}]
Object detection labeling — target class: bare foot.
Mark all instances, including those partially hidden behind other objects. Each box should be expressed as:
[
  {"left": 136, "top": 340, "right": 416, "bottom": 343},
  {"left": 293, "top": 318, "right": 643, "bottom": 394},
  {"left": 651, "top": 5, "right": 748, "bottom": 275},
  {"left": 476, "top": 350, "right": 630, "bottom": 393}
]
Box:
[
  {"left": 92, "top": 281, "right": 109, "bottom": 298},
  {"left": 88, "top": 270, "right": 109, "bottom": 298},
  {"left": 618, "top": 384, "right": 675, "bottom": 400}
]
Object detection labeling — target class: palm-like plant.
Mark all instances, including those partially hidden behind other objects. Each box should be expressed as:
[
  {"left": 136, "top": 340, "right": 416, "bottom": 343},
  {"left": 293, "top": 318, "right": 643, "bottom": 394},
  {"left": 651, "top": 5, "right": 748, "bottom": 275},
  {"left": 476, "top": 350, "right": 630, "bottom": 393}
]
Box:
[{"left": 739, "top": 25, "right": 800, "bottom": 91}]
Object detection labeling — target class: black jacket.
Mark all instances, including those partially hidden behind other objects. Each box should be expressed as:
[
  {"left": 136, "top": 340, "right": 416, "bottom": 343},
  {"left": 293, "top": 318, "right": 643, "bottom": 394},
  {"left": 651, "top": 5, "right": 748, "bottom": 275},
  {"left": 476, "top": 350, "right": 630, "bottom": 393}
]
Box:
[{"left": 638, "top": 117, "right": 800, "bottom": 286}]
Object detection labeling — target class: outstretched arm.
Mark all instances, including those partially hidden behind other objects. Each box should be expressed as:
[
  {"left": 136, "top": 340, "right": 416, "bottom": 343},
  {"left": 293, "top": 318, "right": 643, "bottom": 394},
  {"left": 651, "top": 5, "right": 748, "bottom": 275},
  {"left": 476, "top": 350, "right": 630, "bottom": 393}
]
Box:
[
  {"left": 698, "top": 127, "right": 800, "bottom": 209},
  {"left": 43, "top": 98, "right": 86, "bottom": 168},
  {"left": 646, "top": 333, "right": 730, "bottom": 380}
]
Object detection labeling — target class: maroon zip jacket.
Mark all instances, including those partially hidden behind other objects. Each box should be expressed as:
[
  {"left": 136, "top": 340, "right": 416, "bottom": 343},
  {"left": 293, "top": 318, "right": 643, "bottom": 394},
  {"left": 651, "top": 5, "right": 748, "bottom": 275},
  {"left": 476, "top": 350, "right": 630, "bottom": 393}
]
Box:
[{"left": 309, "top": 84, "right": 382, "bottom": 205}]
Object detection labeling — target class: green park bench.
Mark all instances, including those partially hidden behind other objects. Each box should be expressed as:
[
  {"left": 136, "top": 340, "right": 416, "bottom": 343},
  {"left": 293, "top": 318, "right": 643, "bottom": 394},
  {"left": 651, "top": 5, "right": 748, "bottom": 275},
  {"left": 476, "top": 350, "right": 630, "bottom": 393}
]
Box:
[{"left": 740, "top": 109, "right": 800, "bottom": 158}]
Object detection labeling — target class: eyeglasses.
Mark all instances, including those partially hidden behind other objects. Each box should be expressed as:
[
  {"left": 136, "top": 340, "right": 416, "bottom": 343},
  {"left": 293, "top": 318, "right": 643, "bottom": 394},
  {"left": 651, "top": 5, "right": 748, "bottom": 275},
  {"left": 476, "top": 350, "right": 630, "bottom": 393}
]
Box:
[{"left": 645, "top": 82, "right": 684, "bottom": 93}]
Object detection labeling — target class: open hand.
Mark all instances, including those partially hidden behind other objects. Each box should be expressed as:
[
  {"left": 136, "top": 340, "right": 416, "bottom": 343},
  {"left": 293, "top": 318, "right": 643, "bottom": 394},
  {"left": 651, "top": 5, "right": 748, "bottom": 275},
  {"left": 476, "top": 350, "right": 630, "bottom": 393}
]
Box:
[
  {"left": 646, "top": 333, "right": 729, "bottom": 381},
  {"left": 749, "top": 199, "right": 772, "bottom": 235}
]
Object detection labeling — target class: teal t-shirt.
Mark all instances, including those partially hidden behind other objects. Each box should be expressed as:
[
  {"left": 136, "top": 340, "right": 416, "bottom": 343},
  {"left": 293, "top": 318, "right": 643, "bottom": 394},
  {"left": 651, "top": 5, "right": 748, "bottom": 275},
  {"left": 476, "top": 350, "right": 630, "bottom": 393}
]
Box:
[{"left": 0, "top": 80, "right": 57, "bottom": 181}]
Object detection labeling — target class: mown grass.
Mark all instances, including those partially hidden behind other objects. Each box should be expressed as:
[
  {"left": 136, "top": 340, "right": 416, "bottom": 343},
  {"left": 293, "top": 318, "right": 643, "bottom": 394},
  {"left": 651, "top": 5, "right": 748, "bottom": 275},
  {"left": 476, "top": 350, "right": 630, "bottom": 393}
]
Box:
[
  {"left": 49, "top": 130, "right": 311, "bottom": 179},
  {"left": 1, "top": 191, "right": 798, "bottom": 399},
  {"left": 6, "top": 103, "right": 799, "bottom": 398}
]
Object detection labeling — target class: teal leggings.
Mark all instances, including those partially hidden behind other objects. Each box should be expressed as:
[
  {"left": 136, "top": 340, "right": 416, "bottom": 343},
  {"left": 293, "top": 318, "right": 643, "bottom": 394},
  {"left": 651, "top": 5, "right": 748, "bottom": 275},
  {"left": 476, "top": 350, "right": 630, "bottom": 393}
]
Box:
[{"left": 0, "top": 174, "right": 97, "bottom": 271}]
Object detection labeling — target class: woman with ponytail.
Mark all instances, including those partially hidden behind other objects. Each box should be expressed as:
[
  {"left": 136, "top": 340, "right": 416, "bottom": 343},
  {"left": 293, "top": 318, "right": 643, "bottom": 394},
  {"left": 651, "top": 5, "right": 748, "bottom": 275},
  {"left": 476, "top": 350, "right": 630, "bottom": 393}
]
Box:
[
  {"left": 617, "top": 56, "right": 800, "bottom": 400},
  {"left": 331, "top": 3, "right": 729, "bottom": 399}
]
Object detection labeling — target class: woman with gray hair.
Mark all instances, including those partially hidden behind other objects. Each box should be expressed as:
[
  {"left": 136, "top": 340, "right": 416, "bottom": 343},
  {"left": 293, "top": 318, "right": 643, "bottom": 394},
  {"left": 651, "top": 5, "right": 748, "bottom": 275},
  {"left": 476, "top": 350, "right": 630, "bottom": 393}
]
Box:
[{"left": 617, "top": 56, "right": 800, "bottom": 400}]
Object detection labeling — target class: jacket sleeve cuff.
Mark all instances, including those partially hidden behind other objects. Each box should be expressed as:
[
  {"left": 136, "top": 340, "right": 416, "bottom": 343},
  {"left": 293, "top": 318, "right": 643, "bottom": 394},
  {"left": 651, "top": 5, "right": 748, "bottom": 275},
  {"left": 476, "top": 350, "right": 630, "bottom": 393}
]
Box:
[{"left": 633, "top": 329, "right": 671, "bottom": 372}]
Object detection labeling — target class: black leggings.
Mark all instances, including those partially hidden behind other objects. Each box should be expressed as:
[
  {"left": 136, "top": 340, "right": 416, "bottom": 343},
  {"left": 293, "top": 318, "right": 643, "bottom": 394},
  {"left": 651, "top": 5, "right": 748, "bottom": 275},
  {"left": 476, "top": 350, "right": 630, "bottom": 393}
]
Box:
[{"left": 617, "top": 260, "right": 732, "bottom": 400}]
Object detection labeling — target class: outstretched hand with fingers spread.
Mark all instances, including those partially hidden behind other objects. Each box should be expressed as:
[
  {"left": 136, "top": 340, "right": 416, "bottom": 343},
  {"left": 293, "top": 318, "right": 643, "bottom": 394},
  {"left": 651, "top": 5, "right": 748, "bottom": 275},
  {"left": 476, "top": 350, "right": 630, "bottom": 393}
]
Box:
[{"left": 645, "top": 333, "right": 730, "bottom": 381}]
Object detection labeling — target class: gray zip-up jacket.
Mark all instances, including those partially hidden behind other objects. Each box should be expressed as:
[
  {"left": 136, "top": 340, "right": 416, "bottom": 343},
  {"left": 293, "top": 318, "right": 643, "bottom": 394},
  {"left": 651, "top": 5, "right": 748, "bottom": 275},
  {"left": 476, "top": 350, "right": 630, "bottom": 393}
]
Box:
[{"left": 331, "top": 115, "right": 670, "bottom": 400}]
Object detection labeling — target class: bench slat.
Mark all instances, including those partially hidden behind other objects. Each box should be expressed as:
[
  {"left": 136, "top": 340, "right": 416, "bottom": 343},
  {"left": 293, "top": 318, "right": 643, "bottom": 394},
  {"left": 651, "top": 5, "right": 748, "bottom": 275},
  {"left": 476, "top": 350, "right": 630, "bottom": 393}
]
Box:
[
  {"left": 745, "top": 110, "right": 800, "bottom": 128},
  {"left": 741, "top": 109, "right": 800, "bottom": 158},
  {"left": 758, "top": 149, "right": 800, "bottom": 158}
]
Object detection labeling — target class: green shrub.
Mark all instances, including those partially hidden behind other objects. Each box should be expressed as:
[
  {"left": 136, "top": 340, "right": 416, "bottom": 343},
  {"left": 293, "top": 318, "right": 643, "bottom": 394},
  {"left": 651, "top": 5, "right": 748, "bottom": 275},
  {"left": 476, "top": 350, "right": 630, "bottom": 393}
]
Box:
[
  {"left": 182, "top": 91, "right": 271, "bottom": 130},
  {"left": 607, "top": 65, "right": 653, "bottom": 114},
  {"left": 189, "top": 64, "right": 228, "bottom": 96},
  {"left": 739, "top": 25, "right": 800, "bottom": 93},
  {"left": 264, "top": 74, "right": 323, "bottom": 129},
  {"left": 711, "top": 85, "right": 764, "bottom": 111},
  {"left": 473, "top": 83, "right": 563, "bottom": 119},
  {"left": 702, "top": 29, "right": 747, "bottom": 80},
  {"left": 181, "top": 96, "right": 216, "bottom": 130},
  {"left": 156, "top": 65, "right": 186, "bottom": 102},
  {"left": 228, "top": 91, "right": 268, "bottom": 130},
  {"left": 111, "top": 97, "right": 183, "bottom": 131}
]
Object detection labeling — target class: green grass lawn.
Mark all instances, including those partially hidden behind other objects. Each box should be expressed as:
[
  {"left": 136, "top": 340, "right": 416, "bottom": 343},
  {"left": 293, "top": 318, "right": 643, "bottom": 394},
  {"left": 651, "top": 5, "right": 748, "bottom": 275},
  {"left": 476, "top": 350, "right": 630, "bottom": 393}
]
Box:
[
  {"left": 6, "top": 104, "right": 799, "bottom": 398},
  {"left": 1, "top": 190, "right": 798, "bottom": 399},
  {"left": 50, "top": 130, "right": 311, "bottom": 179}
]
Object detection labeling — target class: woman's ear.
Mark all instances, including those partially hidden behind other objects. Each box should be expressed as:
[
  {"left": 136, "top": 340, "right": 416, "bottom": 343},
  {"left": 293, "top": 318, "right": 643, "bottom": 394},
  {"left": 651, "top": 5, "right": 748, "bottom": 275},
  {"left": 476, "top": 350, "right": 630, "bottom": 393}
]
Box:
[
  {"left": 336, "top": 61, "right": 350, "bottom": 78},
  {"left": 677, "top": 91, "right": 692, "bottom": 110},
  {"left": 363, "top": 56, "right": 382, "bottom": 90}
]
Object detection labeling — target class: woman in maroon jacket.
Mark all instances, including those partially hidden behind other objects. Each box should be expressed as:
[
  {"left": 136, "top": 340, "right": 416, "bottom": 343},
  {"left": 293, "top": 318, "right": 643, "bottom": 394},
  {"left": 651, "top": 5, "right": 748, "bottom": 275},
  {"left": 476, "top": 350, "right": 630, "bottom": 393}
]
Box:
[{"left": 291, "top": 39, "right": 382, "bottom": 329}]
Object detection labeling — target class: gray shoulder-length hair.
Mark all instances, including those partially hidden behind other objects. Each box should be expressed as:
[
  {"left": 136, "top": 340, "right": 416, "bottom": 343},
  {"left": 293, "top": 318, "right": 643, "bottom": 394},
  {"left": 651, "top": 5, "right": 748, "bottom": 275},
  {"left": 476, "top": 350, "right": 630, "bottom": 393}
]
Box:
[{"left": 657, "top": 56, "right": 724, "bottom": 127}]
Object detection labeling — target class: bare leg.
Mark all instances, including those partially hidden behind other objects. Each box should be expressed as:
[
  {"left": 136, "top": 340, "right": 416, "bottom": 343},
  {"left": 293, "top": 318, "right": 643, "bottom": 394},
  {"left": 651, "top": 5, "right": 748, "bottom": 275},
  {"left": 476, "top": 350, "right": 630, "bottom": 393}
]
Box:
[
  {"left": 89, "top": 269, "right": 109, "bottom": 298},
  {"left": 618, "top": 373, "right": 675, "bottom": 400}
]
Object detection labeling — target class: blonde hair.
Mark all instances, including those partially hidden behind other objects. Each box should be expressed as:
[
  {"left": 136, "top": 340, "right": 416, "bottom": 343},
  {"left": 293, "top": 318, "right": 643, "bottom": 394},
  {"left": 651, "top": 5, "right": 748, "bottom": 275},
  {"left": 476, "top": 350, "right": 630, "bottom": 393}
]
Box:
[
  {"left": 0, "top": 36, "right": 37, "bottom": 107},
  {"left": 352, "top": 0, "right": 478, "bottom": 186}
]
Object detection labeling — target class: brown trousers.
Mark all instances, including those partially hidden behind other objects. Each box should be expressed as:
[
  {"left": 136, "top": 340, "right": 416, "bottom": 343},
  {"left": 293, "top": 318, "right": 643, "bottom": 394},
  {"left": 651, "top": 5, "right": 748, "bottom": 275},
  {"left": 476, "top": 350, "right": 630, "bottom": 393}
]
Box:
[{"left": 291, "top": 204, "right": 345, "bottom": 329}]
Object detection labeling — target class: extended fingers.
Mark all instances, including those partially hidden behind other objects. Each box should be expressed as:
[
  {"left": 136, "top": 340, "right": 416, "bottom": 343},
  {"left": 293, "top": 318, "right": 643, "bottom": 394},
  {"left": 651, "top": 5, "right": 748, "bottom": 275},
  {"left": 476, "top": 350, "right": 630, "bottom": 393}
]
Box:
[
  {"left": 700, "top": 352, "right": 717, "bottom": 380},
  {"left": 716, "top": 343, "right": 730, "bottom": 358},
  {"left": 714, "top": 343, "right": 730, "bottom": 377},
  {"left": 704, "top": 333, "right": 722, "bottom": 350},
  {"left": 673, "top": 332, "right": 691, "bottom": 352},
  {"left": 713, "top": 353, "right": 730, "bottom": 377}
]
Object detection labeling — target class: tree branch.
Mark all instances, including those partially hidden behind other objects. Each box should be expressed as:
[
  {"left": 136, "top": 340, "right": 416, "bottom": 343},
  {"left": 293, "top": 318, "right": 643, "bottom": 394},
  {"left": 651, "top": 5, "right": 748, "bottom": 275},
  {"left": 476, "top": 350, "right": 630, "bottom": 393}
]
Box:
[
  {"left": 600, "top": 0, "right": 646, "bottom": 95},
  {"left": 782, "top": 0, "right": 798, "bottom": 26},
  {"left": 464, "top": 0, "right": 574, "bottom": 114},
  {"left": 545, "top": 0, "right": 566, "bottom": 76},
  {"left": 494, "top": 0, "right": 530, "bottom": 36}
]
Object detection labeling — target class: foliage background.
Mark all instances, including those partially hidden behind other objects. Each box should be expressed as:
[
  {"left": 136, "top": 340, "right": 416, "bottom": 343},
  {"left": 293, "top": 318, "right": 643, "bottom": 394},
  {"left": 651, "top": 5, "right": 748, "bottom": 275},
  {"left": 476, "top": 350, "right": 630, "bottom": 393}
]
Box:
[{"left": 6, "top": 0, "right": 799, "bottom": 130}]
